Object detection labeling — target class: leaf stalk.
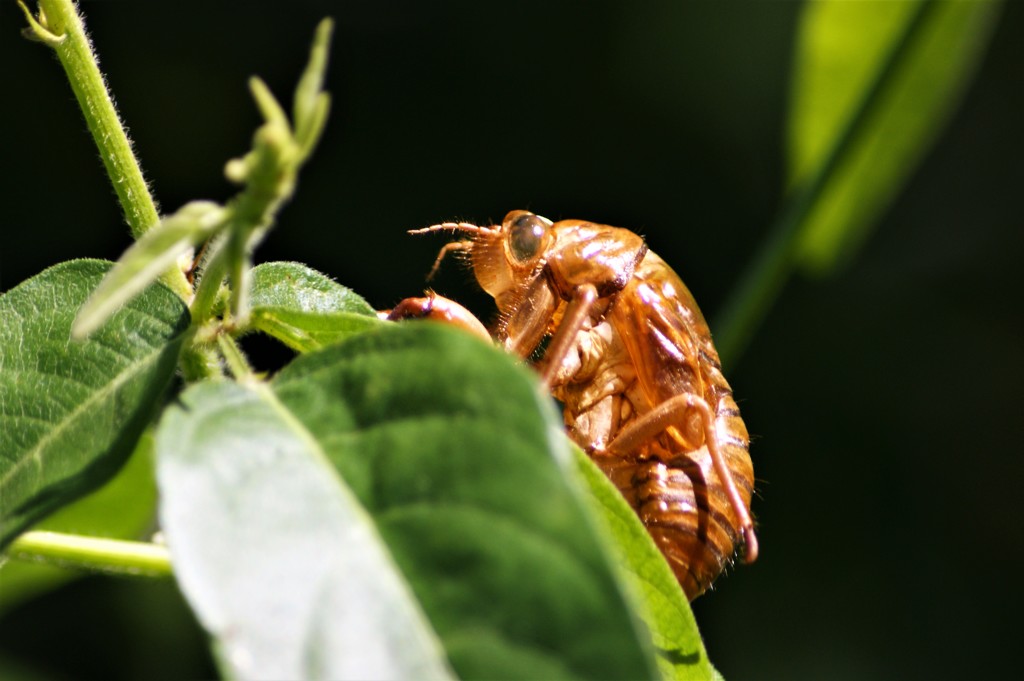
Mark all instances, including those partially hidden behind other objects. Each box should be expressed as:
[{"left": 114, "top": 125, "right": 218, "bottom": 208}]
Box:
[{"left": 6, "top": 531, "right": 172, "bottom": 578}]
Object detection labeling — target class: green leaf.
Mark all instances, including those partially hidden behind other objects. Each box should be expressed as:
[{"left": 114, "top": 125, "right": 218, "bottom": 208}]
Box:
[
  {"left": 248, "top": 261, "right": 382, "bottom": 351},
  {"left": 271, "top": 323, "right": 658, "bottom": 679},
  {"left": 0, "top": 260, "right": 189, "bottom": 549},
  {"left": 249, "top": 262, "right": 376, "bottom": 316},
  {"left": 788, "top": 0, "right": 1002, "bottom": 272},
  {"left": 0, "top": 431, "right": 159, "bottom": 615},
  {"left": 572, "top": 446, "right": 715, "bottom": 681},
  {"left": 157, "top": 323, "right": 658, "bottom": 679},
  {"left": 156, "top": 380, "right": 455, "bottom": 681}
]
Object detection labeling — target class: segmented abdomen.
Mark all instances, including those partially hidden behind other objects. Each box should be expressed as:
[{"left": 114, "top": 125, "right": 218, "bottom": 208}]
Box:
[
  {"left": 594, "top": 389, "right": 751, "bottom": 600},
  {"left": 593, "top": 314, "right": 753, "bottom": 601}
]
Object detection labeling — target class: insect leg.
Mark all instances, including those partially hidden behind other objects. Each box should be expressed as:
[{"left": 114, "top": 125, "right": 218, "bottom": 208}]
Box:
[
  {"left": 538, "top": 283, "right": 598, "bottom": 389},
  {"left": 423, "top": 240, "right": 473, "bottom": 281},
  {"left": 385, "top": 292, "right": 492, "bottom": 342},
  {"left": 605, "top": 394, "right": 759, "bottom": 563}
]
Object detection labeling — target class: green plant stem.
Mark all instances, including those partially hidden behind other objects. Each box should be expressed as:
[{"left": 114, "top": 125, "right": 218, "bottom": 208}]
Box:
[
  {"left": 217, "top": 332, "right": 256, "bottom": 382},
  {"left": 6, "top": 531, "right": 173, "bottom": 578},
  {"left": 24, "top": 0, "right": 192, "bottom": 300},
  {"left": 190, "top": 234, "right": 231, "bottom": 321},
  {"left": 713, "top": 0, "right": 936, "bottom": 369}
]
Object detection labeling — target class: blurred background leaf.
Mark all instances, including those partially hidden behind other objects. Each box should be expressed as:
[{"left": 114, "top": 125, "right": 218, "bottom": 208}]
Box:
[
  {"left": 789, "top": 0, "right": 1003, "bottom": 273},
  {"left": 715, "top": 0, "right": 1003, "bottom": 365}
]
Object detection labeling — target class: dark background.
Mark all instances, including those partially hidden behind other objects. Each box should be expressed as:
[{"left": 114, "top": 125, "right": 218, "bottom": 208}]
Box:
[{"left": 2, "top": 2, "right": 1022, "bottom": 679}]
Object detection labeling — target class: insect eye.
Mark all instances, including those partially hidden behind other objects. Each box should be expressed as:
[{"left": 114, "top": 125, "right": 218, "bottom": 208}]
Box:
[{"left": 508, "top": 213, "right": 549, "bottom": 263}]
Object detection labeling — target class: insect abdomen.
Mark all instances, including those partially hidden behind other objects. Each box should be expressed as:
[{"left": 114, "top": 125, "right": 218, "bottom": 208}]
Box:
[
  {"left": 592, "top": 319, "right": 754, "bottom": 600},
  {"left": 594, "top": 421, "right": 751, "bottom": 601}
]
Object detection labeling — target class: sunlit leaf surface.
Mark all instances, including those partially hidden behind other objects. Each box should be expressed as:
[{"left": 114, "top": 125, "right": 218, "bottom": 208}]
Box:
[{"left": 248, "top": 261, "right": 382, "bottom": 351}]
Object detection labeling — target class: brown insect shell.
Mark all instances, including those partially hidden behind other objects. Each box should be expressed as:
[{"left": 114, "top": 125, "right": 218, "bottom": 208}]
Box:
[
  {"left": 468, "top": 211, "right": 648, "bottom": 357},
  {"left": 417, "top": 210, "right": 754, "bottom": 599},
  {"left": 544, "top": 220, "right": 648, "bottom": 297},
  {"left": 605, "top": 253, "right": 710, "bottom": 450}
]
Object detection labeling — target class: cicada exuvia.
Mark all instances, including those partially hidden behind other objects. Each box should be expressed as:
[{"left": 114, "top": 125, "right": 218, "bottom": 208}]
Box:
[{"left": 389, "top": 210, "right": 757, "bottom": 600}]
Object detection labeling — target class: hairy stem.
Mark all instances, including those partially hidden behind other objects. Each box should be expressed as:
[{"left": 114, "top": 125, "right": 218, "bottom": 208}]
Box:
[
  {"left": 24, "top": 0, "right": 192, "bottom": 299},
  {"left": 217, "top": 332, "right": 256, "bottom": 382}
]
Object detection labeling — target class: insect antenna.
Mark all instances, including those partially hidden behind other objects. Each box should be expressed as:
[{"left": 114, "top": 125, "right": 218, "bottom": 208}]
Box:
[
  {"left": 408, "top": 221, "right": 492, "bottom": 236},
  {"left": 409, "top": 221, "right": 500, "bottom": 280}
]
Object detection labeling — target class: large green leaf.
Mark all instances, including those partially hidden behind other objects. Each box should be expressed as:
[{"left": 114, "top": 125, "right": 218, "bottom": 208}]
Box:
[
  {"left": 273, "top": 323, "right": 657, "bottom": 679},
  {"left": 572, "top": 446, "right": 714, "bottom": 681},
  {"left": 157, "top": 322, "right": 659, "bottom": 679},
  {"left": 248, "top": 261, "right": 382, "bottom": 352},
  {"left": 788, "top": 0, "right": 1001, "bottom": 272},
  {"left": 0, "top": 260, "right": 189, "bottom": 549}
]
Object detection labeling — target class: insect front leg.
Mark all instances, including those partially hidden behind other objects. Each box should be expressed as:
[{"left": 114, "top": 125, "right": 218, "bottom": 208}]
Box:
[
  {"left": 603, "top": 393, "right": 759, "bottom": 563},
  {"left": 537, "top": 283, "right": 599, "bottom": 389},
  {"left": 423, "top": 240, "right": 473, "bottom": 281},
  {"left": 385, "top": 292, "right": 492, "bottom": 342}
]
